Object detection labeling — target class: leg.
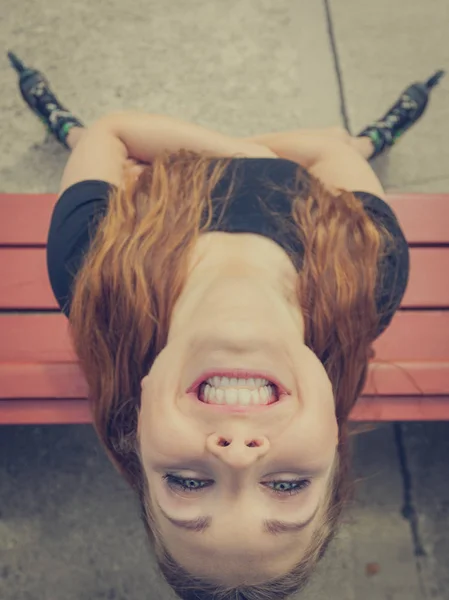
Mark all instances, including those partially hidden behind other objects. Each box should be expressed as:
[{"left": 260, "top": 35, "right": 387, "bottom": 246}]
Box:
[
  {"left": 243, "top": 70, "right": 445, "bottom": 162},
  {"left": 10, "top": 53, "right": 148, "bottom": 180},
  {"left": 8, "top": 52, "right": 83, "bottom": 149},
  {"left": 357, "top": 71, "right": 445, "bottom": 158},
  {"left": 66, "top": 126, "right": 85, "bottom": 150}
]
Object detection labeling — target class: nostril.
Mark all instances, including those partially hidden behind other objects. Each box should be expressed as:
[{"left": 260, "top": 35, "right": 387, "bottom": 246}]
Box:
[{"left": 216, "top": 438, "right": 263, "bottom": 448}]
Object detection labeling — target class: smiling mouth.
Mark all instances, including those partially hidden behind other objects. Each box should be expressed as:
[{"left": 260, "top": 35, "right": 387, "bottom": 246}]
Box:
[{"left": 187, "top": 369, "right": 288, "bottom": 408}]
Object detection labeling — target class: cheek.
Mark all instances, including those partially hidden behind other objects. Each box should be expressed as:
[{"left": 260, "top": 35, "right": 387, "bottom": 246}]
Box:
[
  {"left": 288, "top": 390, "right": 338, "bottom": 463},
  {"left": 322, "top": 411, "right": 339, "bottom": 451},
  {"left": 298, "top": 412, "right": 338, "bottom": 462},
  {"left": 299, "top": 350, "right": 339, "bottom": 446},
  {"left": 309, "top": 391, "right": 339, "bottom": 454},
  {"left": 138, "top": 391, "right": 200, "bottom": 465}
]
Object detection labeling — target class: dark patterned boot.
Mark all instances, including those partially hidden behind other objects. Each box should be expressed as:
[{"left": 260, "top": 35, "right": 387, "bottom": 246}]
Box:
[
  {"left": 8, "top": 50, "right": 84, "bottom": 149},
  {"left": 357, "top": 70, "right": 445, "bottom": 159}
]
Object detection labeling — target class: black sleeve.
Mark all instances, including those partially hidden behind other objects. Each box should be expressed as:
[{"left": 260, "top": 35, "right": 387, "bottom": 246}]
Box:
[
  {"left": 46, "top": 180, "right": 116, "bottom": 317},
  {"left": 354, "top": 191, "right": 410, "bottom": 338}
]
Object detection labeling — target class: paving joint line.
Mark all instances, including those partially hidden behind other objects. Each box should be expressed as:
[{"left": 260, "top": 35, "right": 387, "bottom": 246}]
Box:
[
  {"left": 393, "top": 422, "right": 425, "bottom": 558},
  {"left": 323, "top": 0, "right": 350, "bottom": 132}
]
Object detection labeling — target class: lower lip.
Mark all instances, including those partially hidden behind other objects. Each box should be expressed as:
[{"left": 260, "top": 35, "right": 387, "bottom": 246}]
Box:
[{"left": 193, "top": 399, "right": 279, "bottom": 412}]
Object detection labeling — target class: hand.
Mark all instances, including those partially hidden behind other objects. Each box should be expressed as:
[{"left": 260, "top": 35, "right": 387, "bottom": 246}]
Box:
[{"left": 123, "top": 158, "right": 146, "bottom": 181}]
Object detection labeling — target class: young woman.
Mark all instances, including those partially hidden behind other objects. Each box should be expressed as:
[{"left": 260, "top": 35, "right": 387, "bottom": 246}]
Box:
[{"left": 12, "top": 53, "right": 426, "bottom": 599}]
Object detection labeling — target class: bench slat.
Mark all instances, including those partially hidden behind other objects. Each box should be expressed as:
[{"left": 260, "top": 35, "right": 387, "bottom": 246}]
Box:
[
  {"left": 364, "top": 362, "right": 449, "bottom": 395},
  {"left": 0, "top": 194, "right": 56, "bottom": 245},
  {"left": 404, "top": 248, "right": 449, "bottom": 306},
  {"left": 0, "top": 249, "right": 54, "bottom": 308},
  {"left": 2, "top": 395, "right": 449, "bottom": 425},
  {"left": 0, "top": 314, "right": 74, "bottom": 362},
  {"left": 0, "top": 361, "right": 448, "bottom": 398},
  {"left": 1, "top": 193, "right": 448, "bottom": 245},
  {"left": 1, "top": 311, "right": 448, "bottom": 363},
  {"left": 0, "top": 399, "right": 91, "bottom": 424},
  {"left": 387, "top": 194, "right": 449, "bottom": 244},
  {"left": 0, "top": 363, "right": 87, "bottom": 398},
  {"left": 2, "top": 247, "right": 448, "bottom": 309},
  {"left": 373, "top": 311, "right": 449, "bottom": 360},
  {"left": 351, "top": 395, "right": 449, "bottom": 421}
]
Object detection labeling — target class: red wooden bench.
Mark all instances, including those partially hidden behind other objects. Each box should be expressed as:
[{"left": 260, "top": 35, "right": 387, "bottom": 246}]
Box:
[{"left": 1, "top": 193, "right": 448, "bottom": 424}]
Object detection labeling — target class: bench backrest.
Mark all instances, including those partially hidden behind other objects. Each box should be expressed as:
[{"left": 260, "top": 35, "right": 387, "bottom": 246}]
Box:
[{"left": 1, "top": 193, "right": 448, "bottom": 423}]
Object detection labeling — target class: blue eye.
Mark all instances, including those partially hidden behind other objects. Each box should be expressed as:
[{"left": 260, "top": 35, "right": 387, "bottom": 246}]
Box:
[
  {"left": 163, "top": 474, "right": 212, "bottom": 492},
  {"left": 265, "top": 479, "right": 311, "bottom": 496},
  {"left": 163, "top": 474, "right": 310, "bottom": 496}
]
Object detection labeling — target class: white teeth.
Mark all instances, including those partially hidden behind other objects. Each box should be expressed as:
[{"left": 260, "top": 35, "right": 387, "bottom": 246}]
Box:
[
  {"left": 250, "top": 390, "right": 260, "bottom": 405},
  {"left": 225, "top": 389, "right": 238, "bottom": 404},
  {"left": 207, "top": 376, "right": 270, "bottom": 388},
  {"left": 215, "top": 388, "right": 225, "bottom": 403},
  {"left": 199, "top": 376, "right": 277, "bottom": 406},
  {"left": 201, "top": 381, "right": 275, "bottom": 406},
  {"left": 238, "top": 389, "right": 252, "bottom": 405}
]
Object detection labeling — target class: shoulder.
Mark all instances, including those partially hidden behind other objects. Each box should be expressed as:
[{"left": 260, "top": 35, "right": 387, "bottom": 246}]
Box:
[
  {"left": 354, "top": 192, "right": 410, "bottom": 337},
  {"left": 47, "top": 180, "right": 117, "bottom": 315},
  {"left": 354, "top": 191, "right": 405, "bottom": 235},
  {"left": 51, "top": 180, "right": 116, "bottom": 225}
]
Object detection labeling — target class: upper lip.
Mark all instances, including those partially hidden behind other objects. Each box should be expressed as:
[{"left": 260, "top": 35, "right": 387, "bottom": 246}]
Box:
[{"left": 186, "top": 369, "right": 291, "bottom": 396}]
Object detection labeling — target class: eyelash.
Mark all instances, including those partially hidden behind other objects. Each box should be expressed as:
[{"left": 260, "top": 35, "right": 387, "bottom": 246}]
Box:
[{"left": 163, "top": 474, "right": 311, "bottom": 496}]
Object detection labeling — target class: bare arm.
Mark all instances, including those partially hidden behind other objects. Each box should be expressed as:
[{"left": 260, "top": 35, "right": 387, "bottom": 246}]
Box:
[
  {"left": 103, "top": 112, "right": 278, "bottom": 162},
  {"left": 59, "top": 112, "right": 277, "bottom": 195},
  {"left": 243, "top": 128, "right": 386, "bottom": 199}
]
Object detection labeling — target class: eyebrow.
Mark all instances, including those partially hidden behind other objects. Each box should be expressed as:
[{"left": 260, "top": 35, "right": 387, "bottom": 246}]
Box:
[{"left": 156, "top": 502, "right": 320, "bottom": 535}]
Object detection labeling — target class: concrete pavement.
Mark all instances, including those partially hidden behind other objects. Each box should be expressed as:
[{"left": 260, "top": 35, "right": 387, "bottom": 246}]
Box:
[{"left": 1, "top": 0, "right": 448, "bottom": 598}]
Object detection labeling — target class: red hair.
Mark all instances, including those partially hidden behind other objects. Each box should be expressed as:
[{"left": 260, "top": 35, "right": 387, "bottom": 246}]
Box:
[{"left": 69, "top": 151, "right": 393, "bottom": 599}]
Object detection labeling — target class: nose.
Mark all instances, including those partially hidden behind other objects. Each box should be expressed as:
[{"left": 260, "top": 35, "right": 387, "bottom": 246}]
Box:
[{"left": 206, "top": 431, "right": 270, "bottom": 469}]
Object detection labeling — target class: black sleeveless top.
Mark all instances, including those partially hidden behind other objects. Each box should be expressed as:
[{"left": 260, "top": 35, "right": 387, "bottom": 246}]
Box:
[{"left": 46, "top": 158, "right": 409, "bottom": 337}]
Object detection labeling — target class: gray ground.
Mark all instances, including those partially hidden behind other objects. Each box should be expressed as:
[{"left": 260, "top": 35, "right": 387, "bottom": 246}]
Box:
[{"left": 1, "top": 0, "right": 448, "bottom": 598}]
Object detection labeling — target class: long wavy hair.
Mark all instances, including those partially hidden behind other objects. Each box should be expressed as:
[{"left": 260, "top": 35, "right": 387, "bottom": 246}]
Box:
[{"left": 68, "top": 151, "right": 394, "bottom": 599}]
